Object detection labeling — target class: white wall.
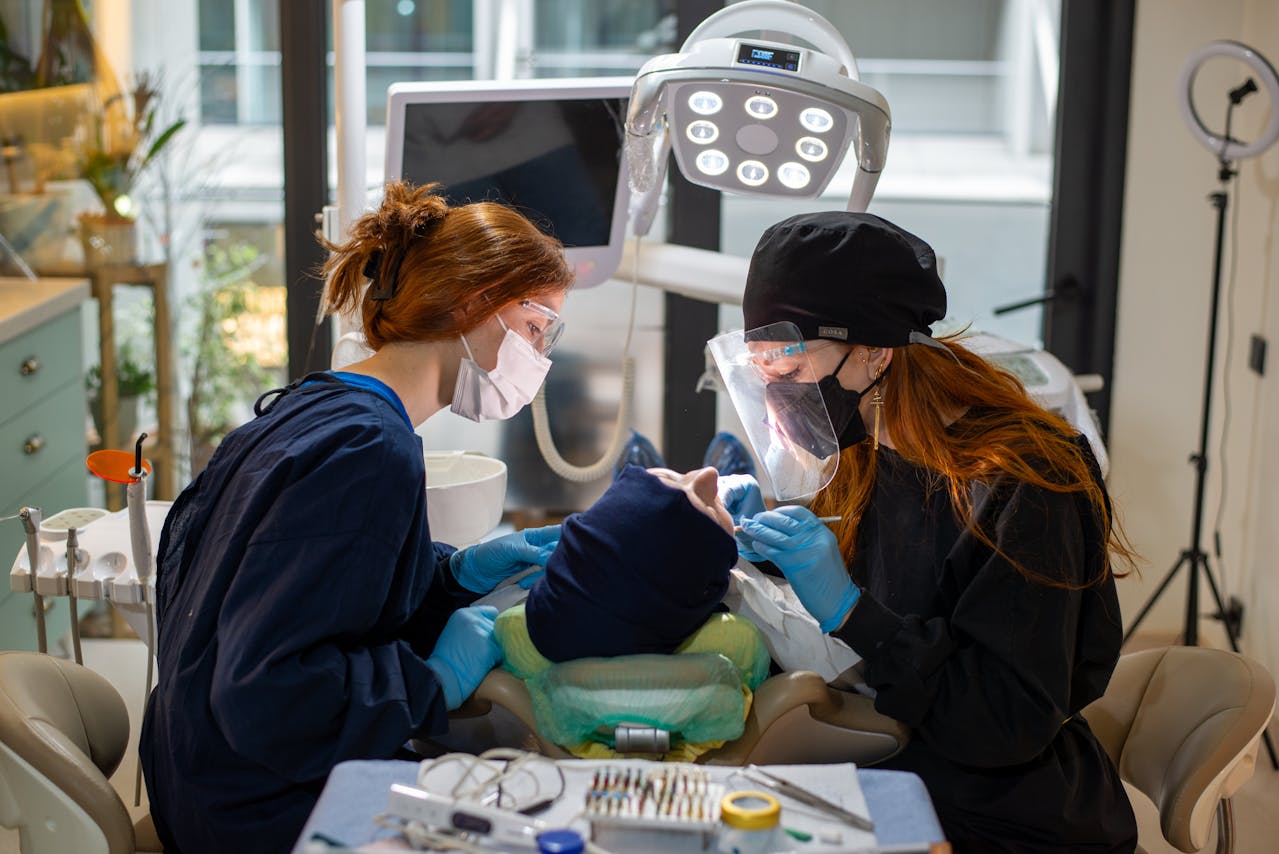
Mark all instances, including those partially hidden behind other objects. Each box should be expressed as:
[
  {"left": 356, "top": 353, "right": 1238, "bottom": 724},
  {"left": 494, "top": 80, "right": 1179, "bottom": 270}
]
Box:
[{"left": 1112, "top": 0, "right": 1279, "bottom": 690}]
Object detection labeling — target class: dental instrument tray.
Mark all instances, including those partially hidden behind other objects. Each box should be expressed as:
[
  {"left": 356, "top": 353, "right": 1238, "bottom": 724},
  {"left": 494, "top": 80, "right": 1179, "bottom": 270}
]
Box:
[{"left": 583, "top": 765, "right": 723, "bottom": 834}]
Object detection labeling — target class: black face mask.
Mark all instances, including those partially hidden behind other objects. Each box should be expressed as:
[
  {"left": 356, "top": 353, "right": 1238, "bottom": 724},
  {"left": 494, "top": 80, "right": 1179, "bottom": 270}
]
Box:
[
  {"left": 763, "top": 381, "right": 838, "bottom": 459},
  {"left": 817, "top": 349, "right": 884, "bottom": 450},
  {"left": 762, "top": 348, "right": 884, "bottom": 457}
]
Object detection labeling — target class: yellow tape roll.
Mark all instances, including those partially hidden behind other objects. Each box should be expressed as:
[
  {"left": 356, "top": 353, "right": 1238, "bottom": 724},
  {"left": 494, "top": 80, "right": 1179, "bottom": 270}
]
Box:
[{"left": 720, "top": 791, "right": 781, "bottom": 831}]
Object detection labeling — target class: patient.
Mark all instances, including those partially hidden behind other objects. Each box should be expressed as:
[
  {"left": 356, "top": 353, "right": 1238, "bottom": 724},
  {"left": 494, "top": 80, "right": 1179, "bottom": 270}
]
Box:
[{"left": 495, "top": 463, "right": 769, "bottom": 685}]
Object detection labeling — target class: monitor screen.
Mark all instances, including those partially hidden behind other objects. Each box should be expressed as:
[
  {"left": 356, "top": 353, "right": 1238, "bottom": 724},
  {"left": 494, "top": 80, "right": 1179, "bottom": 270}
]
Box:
[{"left": 386, "top": 78, "right": 633, "bottom": 287}]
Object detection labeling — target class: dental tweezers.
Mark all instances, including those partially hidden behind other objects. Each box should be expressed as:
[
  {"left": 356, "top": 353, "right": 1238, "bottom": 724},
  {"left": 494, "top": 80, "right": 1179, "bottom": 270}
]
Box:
[{"left": 744, "top": 765, "right": 874, "bottom": 832}]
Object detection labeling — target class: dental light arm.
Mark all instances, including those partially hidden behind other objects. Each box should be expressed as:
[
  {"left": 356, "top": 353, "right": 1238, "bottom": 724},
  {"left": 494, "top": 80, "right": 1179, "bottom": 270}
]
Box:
[{"left": 626, "top": 0, "right": 891, "bottom": 237}]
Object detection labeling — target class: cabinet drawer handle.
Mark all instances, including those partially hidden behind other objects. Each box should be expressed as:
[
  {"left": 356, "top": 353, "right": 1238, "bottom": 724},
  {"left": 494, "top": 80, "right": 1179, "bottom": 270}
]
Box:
[
  {"left": 19, "top": 356, "right": 40, "bottom": 376},
  {"left": 23, "top": 434, "right": 45, "bottom": 455}
]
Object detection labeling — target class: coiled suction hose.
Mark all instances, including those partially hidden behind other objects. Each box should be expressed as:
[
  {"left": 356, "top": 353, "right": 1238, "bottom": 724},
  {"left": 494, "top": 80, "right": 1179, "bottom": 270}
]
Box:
[
  {"left": 530, "top": 239, "right": 645, "bottom": 482},
  {"left": 531, "top": 356, "right": 636, "bottom": 482}
]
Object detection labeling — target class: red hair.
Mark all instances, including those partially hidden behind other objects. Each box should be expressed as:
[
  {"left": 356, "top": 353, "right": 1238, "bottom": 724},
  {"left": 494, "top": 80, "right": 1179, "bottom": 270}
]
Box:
[
  {"left": 321, "top": 181, "right": 572, "bottom": 349},
  {"left": 810, "top": 334, "right": 1137, "bottom": 589}
]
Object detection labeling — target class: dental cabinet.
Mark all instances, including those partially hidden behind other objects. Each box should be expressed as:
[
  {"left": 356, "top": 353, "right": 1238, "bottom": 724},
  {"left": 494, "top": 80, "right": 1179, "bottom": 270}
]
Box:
[{"left": 0, "top": 278, "right": 90, "bottom": 651}]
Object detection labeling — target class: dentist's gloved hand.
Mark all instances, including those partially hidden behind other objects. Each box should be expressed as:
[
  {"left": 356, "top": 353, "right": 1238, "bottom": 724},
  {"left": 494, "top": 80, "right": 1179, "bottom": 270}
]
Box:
[
  {"left": 737, "top": 506, "right": 861, "bottom": 633},
  {"left": 449, "top": 525, "right": 560, "bottom": 594},
  {"left": 425, "top": 605, "right": 503, "bottom": 710},
  {"left": 718, "top": 474, "right": 767, "bottom": 561},
  {"left": 718, "top": 474, "right": 765, "bottom": 521}
]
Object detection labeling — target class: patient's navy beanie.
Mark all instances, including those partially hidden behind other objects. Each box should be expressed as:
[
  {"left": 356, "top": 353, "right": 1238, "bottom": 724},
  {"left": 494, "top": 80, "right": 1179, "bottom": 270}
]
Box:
[{"left": 525, "top": 465, "right": 738, "bottom": 661}]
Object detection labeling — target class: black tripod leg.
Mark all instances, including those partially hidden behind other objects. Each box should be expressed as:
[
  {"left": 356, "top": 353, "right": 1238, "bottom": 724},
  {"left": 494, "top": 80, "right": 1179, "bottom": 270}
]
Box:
[
  {"left": 1123, "top": 552, "right": 1190, "bottom": 644},
  {"left": 1199, "top": 555, "right": 1279, "bottom": 770},
  {"left": 1200, "top": 555, "right": 1242, "bottom": 652}
]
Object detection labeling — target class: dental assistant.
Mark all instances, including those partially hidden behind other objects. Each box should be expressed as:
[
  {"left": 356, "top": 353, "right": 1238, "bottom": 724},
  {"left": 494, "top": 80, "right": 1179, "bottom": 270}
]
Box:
[
  {"left": 141, "top": 181, "right": 572, "bottom": 854},
  {"left": 726, "top": 212, "right": 1139, "bottom": 853}
]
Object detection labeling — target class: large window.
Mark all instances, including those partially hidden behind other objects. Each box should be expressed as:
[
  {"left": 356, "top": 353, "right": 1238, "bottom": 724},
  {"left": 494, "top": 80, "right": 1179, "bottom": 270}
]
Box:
[
  {"left": 718, "top": 0, "right": 1061, "bottom": 348},
  {"left": 187, "top": 0, "right": 1069, "bottom": 510}
]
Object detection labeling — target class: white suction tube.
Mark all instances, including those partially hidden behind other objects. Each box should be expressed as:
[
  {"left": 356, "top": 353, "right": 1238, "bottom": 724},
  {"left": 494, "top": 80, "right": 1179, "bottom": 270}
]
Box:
[
  {"left": 530, "top": 357, "right": 636, "bottom": 483},
  {"left": 126, "top": 463, "right": 154, "bottom": 808}
]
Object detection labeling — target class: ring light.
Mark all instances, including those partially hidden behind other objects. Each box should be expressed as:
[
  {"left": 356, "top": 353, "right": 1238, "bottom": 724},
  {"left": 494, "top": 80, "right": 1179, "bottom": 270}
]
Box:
[{"left": 1177, "top": 40, "right": 1279, "bottom": 161}]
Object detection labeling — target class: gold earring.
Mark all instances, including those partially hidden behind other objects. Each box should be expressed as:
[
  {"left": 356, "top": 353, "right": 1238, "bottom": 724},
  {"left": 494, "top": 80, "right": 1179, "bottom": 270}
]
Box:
[
  {"left": 871, "top": 366, "right": 884, "bottom": 450},
  {"left": 871, "top": 388, "right": 884, "bottom": 450}
]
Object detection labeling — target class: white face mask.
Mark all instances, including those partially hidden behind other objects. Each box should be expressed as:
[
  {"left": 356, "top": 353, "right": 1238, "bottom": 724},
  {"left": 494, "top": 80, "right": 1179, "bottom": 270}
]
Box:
[
  {"left": 762, "top": 438, "right": 828, "bottom": 504},
  {"left": 450, "top": 319, "right": 552, "bottom": 422}
]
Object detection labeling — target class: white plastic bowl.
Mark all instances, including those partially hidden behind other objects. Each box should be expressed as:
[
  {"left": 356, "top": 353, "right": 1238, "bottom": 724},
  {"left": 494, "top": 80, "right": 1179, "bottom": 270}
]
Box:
[{"left": 424, "top": 451, "right": 508, "bottom": 548}]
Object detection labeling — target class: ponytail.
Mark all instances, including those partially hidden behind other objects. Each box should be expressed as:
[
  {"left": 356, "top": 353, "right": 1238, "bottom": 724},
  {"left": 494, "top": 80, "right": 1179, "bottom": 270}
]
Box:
[{"left": 320, "top": 181, "right": 572, "bottom": 349}]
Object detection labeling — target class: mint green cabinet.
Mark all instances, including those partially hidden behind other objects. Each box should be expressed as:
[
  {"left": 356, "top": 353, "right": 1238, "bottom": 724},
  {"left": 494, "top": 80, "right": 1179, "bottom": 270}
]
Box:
[{"left": 1, "top": 309, "right": 88, "bottom": 652}]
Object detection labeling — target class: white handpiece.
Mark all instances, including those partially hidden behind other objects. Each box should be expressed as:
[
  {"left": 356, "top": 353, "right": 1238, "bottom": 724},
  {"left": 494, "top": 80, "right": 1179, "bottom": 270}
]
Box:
[
  {"left": 40, "top": 508, "right": 108, "bottom": 667},
  {"left": 127, "top": 476, "right": 153, "bottom": 588},
  {"left": 386, "top": 784, "right": 545, "bottom": 850},
  {"left": 126, "top": 436, "right": 156, "bottom": 809},
  {"left": 18, "top": 507, "right": 46, "bottom": 653}
]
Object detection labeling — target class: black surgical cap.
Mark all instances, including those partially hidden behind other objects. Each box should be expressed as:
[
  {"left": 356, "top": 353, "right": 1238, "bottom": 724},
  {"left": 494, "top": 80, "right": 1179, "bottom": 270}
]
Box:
[{"left": 743, "top": 211, "right": 947, "bottom": 347}]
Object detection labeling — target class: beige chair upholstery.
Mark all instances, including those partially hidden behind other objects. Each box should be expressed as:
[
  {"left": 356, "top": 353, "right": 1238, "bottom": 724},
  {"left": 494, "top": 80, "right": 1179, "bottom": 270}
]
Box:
[
  {"left": 437, "top": 668, "right": 908, "bottom": 766},
  {"left": 0, "top": 652, "right": 161, "bottom": 854},
  {"left": 1082, "top": 647, "right": 1276, "bottom": 854}
]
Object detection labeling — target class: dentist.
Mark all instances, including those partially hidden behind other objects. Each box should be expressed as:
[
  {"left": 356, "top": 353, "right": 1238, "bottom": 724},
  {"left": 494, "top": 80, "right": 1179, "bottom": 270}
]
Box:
[
  {"left": 727, "top": 211, "right": 1139, "bottom": 853},
  {"left": 141, "top": 181, "right": 572, "bottom": 854}
]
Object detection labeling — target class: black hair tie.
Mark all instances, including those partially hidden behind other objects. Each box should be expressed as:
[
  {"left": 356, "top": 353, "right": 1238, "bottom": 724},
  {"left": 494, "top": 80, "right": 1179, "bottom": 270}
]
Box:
[{"left": 365, "top": 249, "right": 407, "bottom": 302}]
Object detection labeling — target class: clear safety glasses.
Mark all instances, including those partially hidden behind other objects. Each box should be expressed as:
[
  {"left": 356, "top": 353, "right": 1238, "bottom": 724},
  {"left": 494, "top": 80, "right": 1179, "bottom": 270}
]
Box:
[
  {"left": 747, "top": 340, "right": 839, "bottom": 383},
  {"left": 504, "top": 299, "right": 565, "bottom": 355}
]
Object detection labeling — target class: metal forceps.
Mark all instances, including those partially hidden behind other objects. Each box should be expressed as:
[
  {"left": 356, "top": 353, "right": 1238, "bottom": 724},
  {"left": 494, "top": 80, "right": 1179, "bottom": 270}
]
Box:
[{"left": 743, "top": 764, "right": 875, "bottom": 832}]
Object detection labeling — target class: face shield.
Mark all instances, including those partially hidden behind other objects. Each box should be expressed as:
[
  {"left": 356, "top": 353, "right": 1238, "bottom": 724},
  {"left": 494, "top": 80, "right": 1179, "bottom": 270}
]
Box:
[{"left": 707, "top": 321, "right": 839, "bottom": 504}]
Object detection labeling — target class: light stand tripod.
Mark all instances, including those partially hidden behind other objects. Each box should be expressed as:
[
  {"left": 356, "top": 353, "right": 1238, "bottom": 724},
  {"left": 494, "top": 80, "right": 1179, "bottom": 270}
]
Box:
[{"left": 1124, "top": 76, "right": 1278, "bottom": 769}]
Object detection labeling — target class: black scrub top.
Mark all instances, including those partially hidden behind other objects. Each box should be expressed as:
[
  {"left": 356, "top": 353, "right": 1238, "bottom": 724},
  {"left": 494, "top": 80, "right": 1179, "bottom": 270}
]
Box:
[
  {"left": 140, "top": 375, "right": 477, "bottom": 854},
  {"left": 834, "top": 430, "right": 1137, "bottom": 854}
]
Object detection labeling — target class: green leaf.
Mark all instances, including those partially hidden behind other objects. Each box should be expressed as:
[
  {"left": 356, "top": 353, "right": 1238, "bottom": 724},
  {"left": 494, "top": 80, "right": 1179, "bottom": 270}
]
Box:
[{"left": 140, "top": 118, "right": 185, "bottom": 170}]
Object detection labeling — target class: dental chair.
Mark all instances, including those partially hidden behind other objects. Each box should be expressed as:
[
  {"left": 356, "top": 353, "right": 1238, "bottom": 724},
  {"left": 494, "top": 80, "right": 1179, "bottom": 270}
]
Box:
[
  {"left": 0, "top": 652, "right": 163, "bottom": 854},
  {"left": 437, "top": 667, "right": 909, "bottom": 767},
  {"left": 1081, "top": 646, "right": 1276, "bottom": 854}
]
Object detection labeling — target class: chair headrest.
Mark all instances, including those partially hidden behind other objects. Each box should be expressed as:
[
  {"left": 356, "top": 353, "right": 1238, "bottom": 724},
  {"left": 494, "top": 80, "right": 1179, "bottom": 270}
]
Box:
[{"left": 0, "top": 652, "right": 130, "bottom": 778}]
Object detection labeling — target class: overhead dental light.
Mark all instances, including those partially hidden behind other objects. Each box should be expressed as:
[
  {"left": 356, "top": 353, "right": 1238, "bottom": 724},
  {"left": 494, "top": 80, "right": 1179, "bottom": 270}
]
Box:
[{"left": 625, "top": 0, "right": 890, "bottom": 236}]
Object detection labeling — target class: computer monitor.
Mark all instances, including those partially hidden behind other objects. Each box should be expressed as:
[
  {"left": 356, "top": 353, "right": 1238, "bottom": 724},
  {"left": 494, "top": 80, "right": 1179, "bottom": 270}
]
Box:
[{"left": 385, "top": 77, "right": 633, "bottom": 289}]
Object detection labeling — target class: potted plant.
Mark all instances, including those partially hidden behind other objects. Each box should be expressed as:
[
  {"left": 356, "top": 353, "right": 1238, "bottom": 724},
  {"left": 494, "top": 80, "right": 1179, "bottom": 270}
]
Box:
[
  {"left": 75, "top": 70, "right": 185, "bottom": 267},
  {"left": 185, "top": 241, "right": 273, "bottom": 474},
  {"left": 86, "top": 340, "right": 155, "bottom": 448}
]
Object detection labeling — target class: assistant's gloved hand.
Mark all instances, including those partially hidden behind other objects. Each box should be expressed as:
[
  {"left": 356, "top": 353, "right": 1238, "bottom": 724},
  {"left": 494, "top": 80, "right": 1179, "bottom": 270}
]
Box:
[
  {"left": 737, "top": 506, "right": 861, "bottom": 632},
  {"left": 425, "top": 605, "right": 503, "bottom": 710},
  {"left": 718, "top": 474, "right": 767, "bottom": 562},
  {"left": 449, "top": 525, "right": 560, "bottom": 594}
]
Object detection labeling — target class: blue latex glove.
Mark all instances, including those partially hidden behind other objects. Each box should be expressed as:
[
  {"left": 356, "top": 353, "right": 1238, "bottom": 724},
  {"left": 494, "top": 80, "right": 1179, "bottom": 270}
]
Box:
[
  {"left": 718, "top": 474, "right": 767, "bottom": 562},
  {"left": 737, "top": 506, "right": 861, "bottom": 632},
  {"left": 450, "top": 525, "right": 560, "bottom": 594},
  {"left": 718, "top": 474, "right": 765, "bottom": 521},
  {"left": 516, "top": 569, "right": 546, "bottom": 590},
  {"left": 425, "top": 605, "right": 503, "bottom": 710}
]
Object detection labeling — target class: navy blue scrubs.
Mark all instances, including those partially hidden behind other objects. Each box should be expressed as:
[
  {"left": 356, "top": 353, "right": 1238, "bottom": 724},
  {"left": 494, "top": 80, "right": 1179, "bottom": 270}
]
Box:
[{"left": 140, "top": 374, "right": 477, "bottom": 853}]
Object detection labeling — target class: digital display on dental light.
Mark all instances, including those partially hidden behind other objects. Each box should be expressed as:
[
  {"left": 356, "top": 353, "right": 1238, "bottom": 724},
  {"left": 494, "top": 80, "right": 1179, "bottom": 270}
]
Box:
[
  {"left": 736, "top": 42, "right": 801, "bottom": 72},
  {"left": 401, "top": 97, "right": 626, "bottom": 248}
]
